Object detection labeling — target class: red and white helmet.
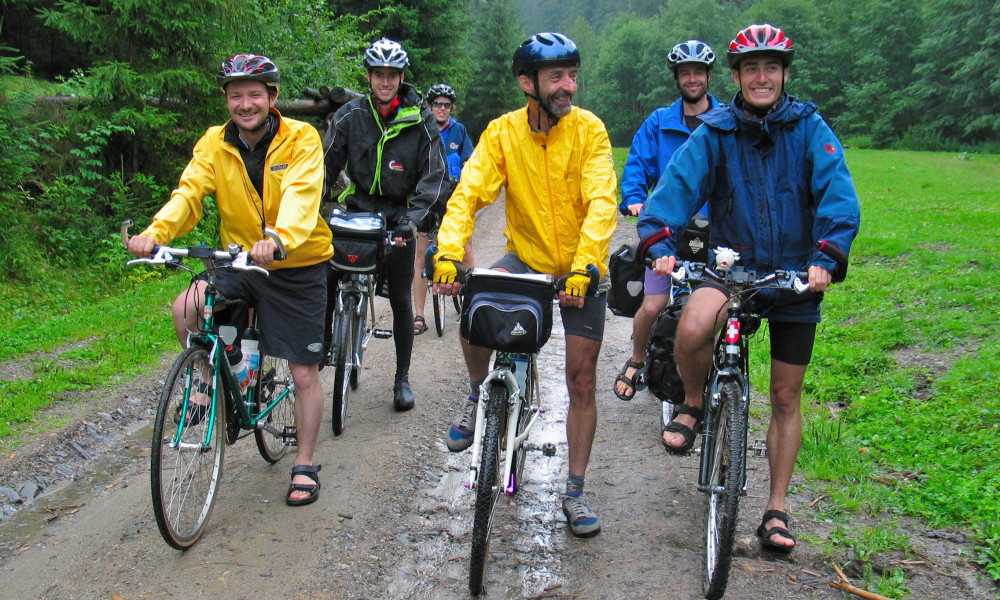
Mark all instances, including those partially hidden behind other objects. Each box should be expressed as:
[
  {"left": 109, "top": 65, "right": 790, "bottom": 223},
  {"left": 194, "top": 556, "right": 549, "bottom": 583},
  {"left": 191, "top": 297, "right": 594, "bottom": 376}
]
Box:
[
  {"left": 727, "top": 24, "right": 794, "bottom": 68},
  {"left": 218, "top": 54, "right": 280, "bottom": 92}
]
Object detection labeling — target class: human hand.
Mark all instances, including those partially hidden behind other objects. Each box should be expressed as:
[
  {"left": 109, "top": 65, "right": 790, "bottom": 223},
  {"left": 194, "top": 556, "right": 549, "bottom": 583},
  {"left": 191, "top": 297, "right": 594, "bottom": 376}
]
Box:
[
  {"left": 627, "top": 203, "right": 643, "bottom": 217},
  {"left": 126, "top": 234, "right": 156, "bottom": 257},
  {"left": 808, "top": 264, "right": 831, "bottom": 292},
  {"left": 652, "top": 255, "right": 676, "bottom": 277},
  {"left": 432, "top": 257, "right": 461, "bottom": 295},
  {"left": 251, "top": 239, "right": 279, "bottom": 267}
]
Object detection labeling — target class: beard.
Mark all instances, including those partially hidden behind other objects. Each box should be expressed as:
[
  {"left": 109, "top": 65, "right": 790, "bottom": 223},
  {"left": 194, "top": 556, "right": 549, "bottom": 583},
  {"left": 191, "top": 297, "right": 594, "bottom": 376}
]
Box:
[
  {"left": 679, "top": 84, "right": 707, "bottom": 105},
  {"left": 540, "top": 91, "right": 573, "bottom": 119}
]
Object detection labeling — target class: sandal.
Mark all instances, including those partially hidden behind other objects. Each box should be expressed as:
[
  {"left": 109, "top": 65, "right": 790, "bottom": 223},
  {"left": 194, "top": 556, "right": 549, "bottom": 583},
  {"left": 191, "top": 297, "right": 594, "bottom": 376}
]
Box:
[
  {"left": 174, "top": 382, "right": 210, "bottom": 426},
  {"left": 286, "top": 464, "right": 322, "bottom": 506},
  {"left": 661, "top": 404, "right": 704, "bottom": 454},
  {"left": 614, "top": 359, "right": 646, "bottom": 401},
  {"left": 413, "top": 315, "right": 428, "bottom": 335},
  {"left": 756, "top": 509, "right": 796, "bottom": 553}
]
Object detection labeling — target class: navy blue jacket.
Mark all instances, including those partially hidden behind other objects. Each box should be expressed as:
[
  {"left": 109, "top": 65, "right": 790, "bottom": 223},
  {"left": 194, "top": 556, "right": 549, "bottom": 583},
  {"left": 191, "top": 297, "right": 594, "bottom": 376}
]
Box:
[
  {"left": 438, "top": 117, "right": 474, "bottom": 180},
  {"left": 638, "top": 94, "right": 860, "bottom": 286}
]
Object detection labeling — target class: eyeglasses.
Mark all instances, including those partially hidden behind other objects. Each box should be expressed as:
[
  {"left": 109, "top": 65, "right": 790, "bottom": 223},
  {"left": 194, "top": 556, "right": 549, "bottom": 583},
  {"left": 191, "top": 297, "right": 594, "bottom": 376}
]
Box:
[{"left": 431, "top": 101, "right": 453, "bottom": 109}]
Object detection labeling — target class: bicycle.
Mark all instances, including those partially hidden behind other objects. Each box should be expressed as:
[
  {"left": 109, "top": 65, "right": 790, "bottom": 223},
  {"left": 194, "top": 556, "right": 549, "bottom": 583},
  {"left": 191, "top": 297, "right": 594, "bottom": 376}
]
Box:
[
  {"left": 325, "top": 208, "right": 401, "bottom": 435},
  {"left": 424, "top": 229, "right": 463, "bottom": 337},
  {"left": 121, "top": 221, "right": 297, "bottom": 550},
  {"left": 442, "top": 264, "right": 598, "bottom": 596}
]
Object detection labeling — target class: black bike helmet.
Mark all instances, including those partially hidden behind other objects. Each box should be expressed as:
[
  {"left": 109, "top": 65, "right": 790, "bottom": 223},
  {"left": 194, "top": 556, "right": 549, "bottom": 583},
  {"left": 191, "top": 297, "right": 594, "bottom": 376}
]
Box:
[
  {"left": 667, "top": 40, "right": 716, "bottom": 72},
  {"left": 727, "top": 24, "right": 794, "bottom": 68},
  {"left": 364, "top": 38, "right": 409, "bottom": 71},
  {"left": 426, "top": 83, "right": 457, "bottom": 103},
  {"left": 511, "top": 32, "right": 580, "bottom": 78},
  {"left": 218, "top": 54, "right": 280, "bottom": 93}
]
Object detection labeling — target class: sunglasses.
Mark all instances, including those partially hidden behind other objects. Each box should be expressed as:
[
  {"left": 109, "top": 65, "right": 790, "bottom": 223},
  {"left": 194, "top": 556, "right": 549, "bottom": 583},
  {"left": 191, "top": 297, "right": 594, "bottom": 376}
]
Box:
[{"left": 431, "top": 101, "right": 453, "bottom": 109}]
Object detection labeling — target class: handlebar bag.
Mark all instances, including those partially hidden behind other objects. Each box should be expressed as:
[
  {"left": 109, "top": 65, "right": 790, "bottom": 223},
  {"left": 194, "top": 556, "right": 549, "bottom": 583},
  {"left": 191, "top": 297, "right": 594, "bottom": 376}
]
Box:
[
  {"left": 461, "top": 270, "right": 554, "bottom": 353},
  {"left": 607, "top": 244, "right": 645, "bottom": 318},
  {"left": 328, "top": 211, "right": 384, "bottom": 273}
]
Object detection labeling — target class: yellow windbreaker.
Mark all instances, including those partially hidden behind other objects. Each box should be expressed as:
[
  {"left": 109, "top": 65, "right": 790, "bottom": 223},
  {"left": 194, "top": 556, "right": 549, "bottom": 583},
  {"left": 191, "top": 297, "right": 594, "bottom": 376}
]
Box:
[
  {"left": 142, "top": 112, "right": 333, "bottom": 269},
  {"left": 437, "top": 106, "right": 618, "bottom": 278}
]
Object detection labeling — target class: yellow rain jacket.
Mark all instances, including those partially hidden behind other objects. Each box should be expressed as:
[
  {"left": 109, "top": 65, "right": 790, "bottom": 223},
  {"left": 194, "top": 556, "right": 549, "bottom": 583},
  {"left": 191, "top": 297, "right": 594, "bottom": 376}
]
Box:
[
  {"left": 142, "top": 111, "right": 333, "bottom": 269},
  {"left": 437, "top": 106, "right": 618, "bottom": 277}
]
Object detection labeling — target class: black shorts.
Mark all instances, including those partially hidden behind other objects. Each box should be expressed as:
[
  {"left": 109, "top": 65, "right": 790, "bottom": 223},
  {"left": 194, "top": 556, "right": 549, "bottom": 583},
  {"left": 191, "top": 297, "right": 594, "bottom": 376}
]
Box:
[
  {"left": 215, "top": 262, "right": 328, "bottom": 365},
  {"left": 490, "top": 252, "right": 607, "bottom": 342},
  {"left": 768, "top": 320, "right": 817, "bottom": 366}
]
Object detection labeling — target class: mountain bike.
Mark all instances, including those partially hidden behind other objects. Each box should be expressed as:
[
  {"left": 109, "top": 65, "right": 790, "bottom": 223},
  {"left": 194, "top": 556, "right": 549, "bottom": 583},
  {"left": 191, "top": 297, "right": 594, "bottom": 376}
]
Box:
[
  {"left": 444, "top": 265, "right": 598, "bottom": 596},
  {"left": 424, "top": 230, "right": 462, "bottom": 337},
  {"left": 325, "top": 209, "right": 399, "bottom": 435},
  {"left": 122, "top": 221, "right": 297, "bottom": 550}
]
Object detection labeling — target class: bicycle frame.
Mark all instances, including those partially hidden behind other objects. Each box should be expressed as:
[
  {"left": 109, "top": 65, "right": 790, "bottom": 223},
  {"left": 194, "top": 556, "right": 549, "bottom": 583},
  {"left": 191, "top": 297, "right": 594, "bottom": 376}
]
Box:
[
  {"left": 331, "top": 273, "right": 377, "bottom": 370},
  {"left": 465, "top": 352, "right": 541, "bottom": 495}
]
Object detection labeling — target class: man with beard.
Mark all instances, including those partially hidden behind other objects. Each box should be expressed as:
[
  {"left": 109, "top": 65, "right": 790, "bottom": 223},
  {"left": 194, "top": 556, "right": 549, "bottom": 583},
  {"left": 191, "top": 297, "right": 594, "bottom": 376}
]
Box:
[
  {"left": 128, "top": 54, "right": 332, "bottom": 506},
  {"left": 613, "top": 40, "right": 720, "bottom": 403},
  {"left": 324, "top": 39, "right": 449, "bottom": 411},
  {"left": 432, "top": 33, "right": 618, "bottom": 538}
]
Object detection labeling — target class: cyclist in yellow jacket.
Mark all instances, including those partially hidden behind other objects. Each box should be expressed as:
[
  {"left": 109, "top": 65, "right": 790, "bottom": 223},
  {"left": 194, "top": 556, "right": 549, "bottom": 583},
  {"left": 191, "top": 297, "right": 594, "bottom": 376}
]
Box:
[
  {"left": 127, "top": 55, "right": 332, "bottom": 507},
  {"left": 433, "top": 33, "right": 618, "bottom": 538}
]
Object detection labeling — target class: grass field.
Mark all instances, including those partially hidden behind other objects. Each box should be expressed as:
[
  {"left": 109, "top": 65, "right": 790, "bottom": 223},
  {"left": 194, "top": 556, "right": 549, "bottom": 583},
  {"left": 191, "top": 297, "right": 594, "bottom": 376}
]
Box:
[{"left": 2, "top": 149, "right": 998, "bottom": 590}]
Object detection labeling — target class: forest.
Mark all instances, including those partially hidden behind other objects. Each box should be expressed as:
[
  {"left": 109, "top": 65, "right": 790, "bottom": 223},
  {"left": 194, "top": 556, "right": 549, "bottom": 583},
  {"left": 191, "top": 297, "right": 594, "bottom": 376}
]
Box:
[{"left": 0, "top": 0, "right": 997, "bottom": 280}]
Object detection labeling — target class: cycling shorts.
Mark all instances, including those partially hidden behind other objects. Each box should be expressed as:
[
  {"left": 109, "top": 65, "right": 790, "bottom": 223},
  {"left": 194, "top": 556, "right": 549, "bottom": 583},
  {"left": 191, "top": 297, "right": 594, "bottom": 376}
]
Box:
[
  {"left": 490, "top": 252, "right": 607, "bottom": 342},
  {"left": 215, "top": 261, "right": 328, "bottom": 365}
]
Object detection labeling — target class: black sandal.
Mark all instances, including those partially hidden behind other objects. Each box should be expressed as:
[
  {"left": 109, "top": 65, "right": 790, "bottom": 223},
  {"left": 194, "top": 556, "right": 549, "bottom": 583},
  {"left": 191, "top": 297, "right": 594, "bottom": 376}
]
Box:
[
  {"left": 614, "top": 359, "right": 646, "bottom": 401},
  {"left": 286, "top": 464, "right": 322, "bottom": 507},
  {"left": 413, "top": 315, "right": 428, "bottom": 335},
  {"left": 756, "top": 509, "right": 796, "bottom": 553},
  {"left": 661, "top": 404, "right": 704, "bottom": 454}
]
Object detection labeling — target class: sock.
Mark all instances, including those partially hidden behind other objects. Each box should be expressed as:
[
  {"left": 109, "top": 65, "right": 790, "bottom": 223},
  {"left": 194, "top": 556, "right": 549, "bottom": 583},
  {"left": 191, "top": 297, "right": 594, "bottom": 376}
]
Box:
[
  {"left": 469, "top": 380, "right": 483, "bottom": 401},
  {"left": 565, "top": 474, "right": 585, "bottom": 498}
]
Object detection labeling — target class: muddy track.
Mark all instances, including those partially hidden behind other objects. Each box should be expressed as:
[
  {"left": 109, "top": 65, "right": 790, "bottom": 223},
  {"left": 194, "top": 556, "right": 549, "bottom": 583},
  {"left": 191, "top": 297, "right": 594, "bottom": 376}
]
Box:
[{"left": 0, "top": 199, "right": 992, "bottom": 600}]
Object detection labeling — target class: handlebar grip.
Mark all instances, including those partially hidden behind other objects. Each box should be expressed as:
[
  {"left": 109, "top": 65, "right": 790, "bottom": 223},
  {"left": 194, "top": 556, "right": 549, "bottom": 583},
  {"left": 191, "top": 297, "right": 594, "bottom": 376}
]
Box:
[
  {"left": 264, "top": 228, "right": 287, "bottom": 261},
  {"left": 585, "top": 263, "right": 600, "bottom": 296},
  {"left": 423, "top": 244, "right": 437, "bottom": 279}
]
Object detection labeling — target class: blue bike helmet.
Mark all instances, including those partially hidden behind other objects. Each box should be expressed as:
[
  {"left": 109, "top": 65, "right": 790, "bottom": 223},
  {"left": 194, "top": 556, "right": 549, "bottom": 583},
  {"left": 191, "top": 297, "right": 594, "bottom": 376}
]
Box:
[{"left": 511, "top": 32, "right": 580, "bottom": 78}]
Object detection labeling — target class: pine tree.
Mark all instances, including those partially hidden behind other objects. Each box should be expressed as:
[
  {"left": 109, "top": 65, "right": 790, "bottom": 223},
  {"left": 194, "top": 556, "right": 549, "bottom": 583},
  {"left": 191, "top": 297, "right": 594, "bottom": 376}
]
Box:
[{"left": 462, "top": 0, "right": 524, "bottom": 141}]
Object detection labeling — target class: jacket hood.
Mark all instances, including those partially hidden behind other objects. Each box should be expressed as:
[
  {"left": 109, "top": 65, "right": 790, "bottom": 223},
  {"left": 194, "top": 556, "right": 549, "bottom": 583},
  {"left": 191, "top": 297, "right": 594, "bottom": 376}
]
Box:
[{"left": 701, "top": 93, "right": 817, "bottom": 131}]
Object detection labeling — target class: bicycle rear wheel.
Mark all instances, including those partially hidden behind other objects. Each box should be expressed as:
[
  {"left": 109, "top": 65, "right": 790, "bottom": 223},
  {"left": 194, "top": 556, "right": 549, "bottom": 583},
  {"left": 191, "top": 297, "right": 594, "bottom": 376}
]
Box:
[
  {"left": 432, "top": 289, "right": 446, "bottom": 337},
  {"left": 331, "top": 294, "right": 357, "bottom": 435},
  {"left": 254, "top": 355, "right": 296, "bottom": 463},
  {"left": 150, "top": 346, "right": 225, "bottom": 550},
  {"left": 469, "top": 383, "right": 506, "bottom": 596},
  {"left": 350, "top": 293, "right": 368, "bottom": 390},
  {"left": 703, "top": 379, "right": 748, "bottom": 600}
]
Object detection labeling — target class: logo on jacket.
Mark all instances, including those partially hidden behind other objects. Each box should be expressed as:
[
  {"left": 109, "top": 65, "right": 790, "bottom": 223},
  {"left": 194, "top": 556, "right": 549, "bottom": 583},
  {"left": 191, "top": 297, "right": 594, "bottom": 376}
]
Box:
[
  {"left": 510, "top": 323, "right": 527, "bottom": 337},
  {"left": 448, "top": 141, "right": 459, "bottom": 151},
  {"left": 824, "top": 144, "right": 837, "bottom": 154},
  {"left": 388, "top": 160, "right": 405, "bottom": 172},
  {"left": 270, "top": 163, "right": 288, "bottom": 171}
]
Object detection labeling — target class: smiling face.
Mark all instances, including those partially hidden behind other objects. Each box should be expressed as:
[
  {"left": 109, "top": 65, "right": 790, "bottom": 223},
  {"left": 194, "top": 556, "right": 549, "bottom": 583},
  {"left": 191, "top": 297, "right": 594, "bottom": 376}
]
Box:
[
  {"left": 675, "top": 64, "right": 712, "bottom": 103},
  {"left": 429, "top": 96, "right": 453, "bottom": 125},
  {"left": 522, "top": 64, "right": 578, "bottom": 119},
  {"left": 225, "top": 80, "right": 276, "bottom": 135},
  {"left": 368, "top": 67, "right": 403, "bottom": 104},
  {"left": 732, "top": 56, "right": 787, "bottom": 112}
]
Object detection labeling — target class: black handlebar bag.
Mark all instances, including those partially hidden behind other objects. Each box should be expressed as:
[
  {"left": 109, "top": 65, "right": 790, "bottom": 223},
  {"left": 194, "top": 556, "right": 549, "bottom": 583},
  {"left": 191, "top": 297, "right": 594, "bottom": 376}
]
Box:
[
  {"left": 328, "top": 211, "right": 385, "bottom": 273},
  {"left": 460, "top": 270, "right": 554, "bottom": 353}
]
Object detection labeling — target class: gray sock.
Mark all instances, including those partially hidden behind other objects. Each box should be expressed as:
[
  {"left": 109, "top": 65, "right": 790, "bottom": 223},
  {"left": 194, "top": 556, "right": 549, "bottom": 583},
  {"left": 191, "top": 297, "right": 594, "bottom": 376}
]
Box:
[
  {"left": 470, "top": 380, "right": 483, "bottom": 401},
  {"left": 565, "top": 474, "right": 585, "bottom": 498}
]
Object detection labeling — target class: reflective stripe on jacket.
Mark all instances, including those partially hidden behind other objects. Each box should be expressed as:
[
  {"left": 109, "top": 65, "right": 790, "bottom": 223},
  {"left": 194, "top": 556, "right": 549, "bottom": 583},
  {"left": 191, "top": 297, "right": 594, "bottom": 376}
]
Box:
[
  {"left": 142, "top": 111, "right": 333, "bottom": 269},
  {"left": 437, "top": 105, "right": 618, "bottom": 278}
]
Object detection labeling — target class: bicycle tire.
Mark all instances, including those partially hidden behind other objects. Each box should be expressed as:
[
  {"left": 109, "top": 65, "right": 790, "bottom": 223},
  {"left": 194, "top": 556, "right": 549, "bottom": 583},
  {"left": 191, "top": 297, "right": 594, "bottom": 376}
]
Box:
[
  {"left": 150, "top": 346, "right": 225, "bottom": 550},
  {"left": 432, "top": 291, "right": 446, "bottom": 337},
  {"left": 331, "top": 294, "right": 356, "bottom": 435},
  {"left": 511, "top": 357, "right": 534, "bottom": 488},
  {"left": 452, "top": 293, "right": 463, "bottom": 313},
  {"left": 703, "top": 378, "right": 748, "bottom": 600},
  {"left": 469, "top": 383, "right": 506, "bottom": 596},
  {"left": 254, "top": 354, "right": 296, "bottom": 463}
]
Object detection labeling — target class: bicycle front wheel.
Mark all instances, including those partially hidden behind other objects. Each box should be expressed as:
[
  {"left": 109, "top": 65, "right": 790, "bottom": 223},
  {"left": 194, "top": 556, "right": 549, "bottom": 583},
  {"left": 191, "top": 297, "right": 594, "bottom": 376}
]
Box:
[
  {"left": 331, "top": 294, "right": 356, "bottom": 435},
  {"left": 469, "top": 383, "right": 506, "bottom": 596},
  {"left": 150, "top": 346, "right": 225, "bottom": 550},
  {"left": 432, "top": 289, "right": 446, "bottom": 337},
  {"left": 703, "top": 379, "right": 748, "bottom": 600},
  {"left": 254, "top": 355, "right": 296, "bottom": 463}
]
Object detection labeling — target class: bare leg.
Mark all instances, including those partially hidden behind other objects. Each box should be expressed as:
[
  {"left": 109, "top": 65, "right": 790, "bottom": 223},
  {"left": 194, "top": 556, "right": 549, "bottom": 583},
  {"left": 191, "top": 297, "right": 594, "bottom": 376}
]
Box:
[
  {"left": 411, "top": 232, "right": 431, "bottom": 326},
  {"left": 761, "top": 358, "right": 806, "bottom": 548},
  {"left": 614, "top": 293, "right": 669, "bottom": 398},
  {"left": 172, "top": 280, "right": 209, "bottom": 348},
  {"left": 565, "top": 335, "right": 601, "bottom": 477},
  {"left": 288, "top": 361, "right": 323, "bottom": 502},
  {"left": 663, "top": 286, "right": 728, "bottom": 448}
]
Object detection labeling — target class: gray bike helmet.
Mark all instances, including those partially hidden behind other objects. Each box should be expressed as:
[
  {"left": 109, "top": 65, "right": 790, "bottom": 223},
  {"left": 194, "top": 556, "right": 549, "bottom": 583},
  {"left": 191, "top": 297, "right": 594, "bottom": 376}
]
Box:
[
  {"left": 364, "top": 38, "right": 409, "bottom": 71},
  {"left": 667, "top": 40, "right": 716, "bottom": 72},
  {"left": 426, "top": 83, "right": 457, "bottom": 102},
  {"left": 218, "top": 54, "right": 280, "bottom": 93}
]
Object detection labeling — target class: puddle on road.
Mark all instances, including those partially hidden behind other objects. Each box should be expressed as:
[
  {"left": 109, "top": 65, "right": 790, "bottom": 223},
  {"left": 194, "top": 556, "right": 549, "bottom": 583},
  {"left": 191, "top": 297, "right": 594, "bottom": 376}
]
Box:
[
  {"left": 0, "top": 423, "right": 151, "bottom": 558},
  {"left": 389, "top": 312, "right": 574, "bottom": 599}
]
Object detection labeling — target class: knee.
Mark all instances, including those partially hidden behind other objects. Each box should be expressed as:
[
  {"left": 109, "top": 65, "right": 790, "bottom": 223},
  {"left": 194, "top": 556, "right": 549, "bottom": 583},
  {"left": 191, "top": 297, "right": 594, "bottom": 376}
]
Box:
[
  {"left": 675, "top": 319, "right": 709, "bottom": 354},
  {"left": 769, "top": 382, "right": 803, "bottom": 416}
]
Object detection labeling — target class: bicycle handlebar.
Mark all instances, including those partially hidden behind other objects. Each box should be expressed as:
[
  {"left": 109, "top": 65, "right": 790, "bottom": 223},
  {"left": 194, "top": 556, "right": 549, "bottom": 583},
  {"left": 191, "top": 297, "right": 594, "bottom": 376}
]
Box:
[
  {"left": 670, "top": 259, "right": 810, "bottom": 294},
  {"left": 424, "top": 245, "right": 601, "bottom": 297},
  {"left": 121, "top": 219, "right": 276, "bottom": 275}
]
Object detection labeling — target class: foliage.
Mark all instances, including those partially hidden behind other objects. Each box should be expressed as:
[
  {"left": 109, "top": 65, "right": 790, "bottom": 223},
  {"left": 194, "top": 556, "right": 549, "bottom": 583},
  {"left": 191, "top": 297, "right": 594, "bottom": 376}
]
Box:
[{"left": 460, "top": 0, "right": 524, "bottom": 141}]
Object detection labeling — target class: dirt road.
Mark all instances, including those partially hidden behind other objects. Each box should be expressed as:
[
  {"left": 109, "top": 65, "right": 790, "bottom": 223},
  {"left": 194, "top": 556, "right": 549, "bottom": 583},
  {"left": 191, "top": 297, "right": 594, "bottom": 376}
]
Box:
[{"left": 0, "top": 200, "right": 991, "bottom": 599}]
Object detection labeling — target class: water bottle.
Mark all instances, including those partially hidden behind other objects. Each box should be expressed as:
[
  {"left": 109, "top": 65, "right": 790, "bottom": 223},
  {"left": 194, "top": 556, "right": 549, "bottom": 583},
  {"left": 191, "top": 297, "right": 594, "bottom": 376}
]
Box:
[
  {"left": 241, "top": 328, "right": 261, "bottom": 387},
  {"left": 511, "top": 355, "right": 529, "bottom": 400},
  {"left": 226, "top": 344, "right": 250, "bottom": 392}
]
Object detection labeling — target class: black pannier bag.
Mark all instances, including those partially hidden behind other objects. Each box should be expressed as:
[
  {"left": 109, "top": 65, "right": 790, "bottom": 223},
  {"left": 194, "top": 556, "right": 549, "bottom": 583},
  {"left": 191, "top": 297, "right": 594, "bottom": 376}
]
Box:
[
  {"left": 677, "top": 213, "right": 710, "bottom": 261},
  {"left": 461, "top": 270, "right": 554, "bottom": 353},
  {"left": 328, "top": 211, "right": 385, "bottom": 273},
  {"left": 646, "top": 292, "right": 689, "bottom": 403},
  {"left": 607, "top": 244, "right": 646, "bottom": 318}
]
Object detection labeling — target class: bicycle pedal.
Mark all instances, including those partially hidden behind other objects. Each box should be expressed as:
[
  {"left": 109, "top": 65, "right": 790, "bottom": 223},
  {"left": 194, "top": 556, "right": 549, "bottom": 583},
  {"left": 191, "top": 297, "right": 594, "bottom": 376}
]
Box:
[
  {"left": 373, "top": 329, "right": 393, "bottom": 339},
  {"left": 541, "top": 442, "right": 556, "bottom": 456},
  {"left": 750, "top": 440, "right": 768, "bottom": 457},
  {"left": 280, "top": 425, "right": 298, "bottom": 446}
]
